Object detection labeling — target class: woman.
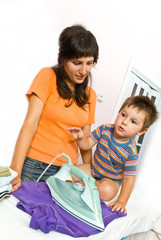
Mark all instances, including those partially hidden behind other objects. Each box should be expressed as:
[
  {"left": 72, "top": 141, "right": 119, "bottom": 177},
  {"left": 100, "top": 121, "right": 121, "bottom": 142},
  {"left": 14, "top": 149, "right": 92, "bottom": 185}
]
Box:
[{"left": 10, "top": 24, "right": 99, "bottom": 192}]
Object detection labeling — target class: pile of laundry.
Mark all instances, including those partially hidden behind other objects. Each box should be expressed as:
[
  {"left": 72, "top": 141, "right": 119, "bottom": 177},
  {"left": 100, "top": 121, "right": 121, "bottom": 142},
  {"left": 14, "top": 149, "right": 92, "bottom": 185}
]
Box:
[{"left": 0, "top": 166, "right": 17, "bottom": 200}]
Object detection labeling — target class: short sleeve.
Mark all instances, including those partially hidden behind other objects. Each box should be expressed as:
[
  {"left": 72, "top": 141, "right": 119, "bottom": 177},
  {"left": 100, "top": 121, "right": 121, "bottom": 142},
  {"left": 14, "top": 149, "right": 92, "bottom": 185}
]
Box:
[
  {"left": 86, "top": 88, "right": 96, "bottom": 124},
  {"left": 90, "top": 124, "right": 104, "bottom": 143},
  {"left": 123, "top": 154, "right": 138, "bottom": 176},
  {"left": 26, "top": 68, "right": 56, "bottom": 103}
]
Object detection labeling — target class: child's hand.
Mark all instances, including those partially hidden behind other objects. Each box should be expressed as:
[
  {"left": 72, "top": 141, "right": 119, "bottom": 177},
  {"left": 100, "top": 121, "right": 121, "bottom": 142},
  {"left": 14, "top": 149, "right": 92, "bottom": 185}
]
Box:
[
  {"left": 108, "top": 200, "right": 127, "bottom": 214},
  {"left": 67, "top": 127, "right": 83, "bottom": 140}
]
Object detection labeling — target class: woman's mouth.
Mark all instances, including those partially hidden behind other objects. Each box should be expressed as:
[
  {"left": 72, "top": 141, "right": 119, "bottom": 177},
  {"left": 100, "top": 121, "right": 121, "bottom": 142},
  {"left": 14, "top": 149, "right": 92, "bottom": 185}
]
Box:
[{"left": 76, "top": 76, "right": 84, "bottom": 80}]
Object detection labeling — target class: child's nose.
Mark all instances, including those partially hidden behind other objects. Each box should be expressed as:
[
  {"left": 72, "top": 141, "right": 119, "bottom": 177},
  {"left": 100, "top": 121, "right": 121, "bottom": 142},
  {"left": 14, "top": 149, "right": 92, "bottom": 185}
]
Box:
[{"left": 122, "top": 118, "right": 128, "bottom": 125}]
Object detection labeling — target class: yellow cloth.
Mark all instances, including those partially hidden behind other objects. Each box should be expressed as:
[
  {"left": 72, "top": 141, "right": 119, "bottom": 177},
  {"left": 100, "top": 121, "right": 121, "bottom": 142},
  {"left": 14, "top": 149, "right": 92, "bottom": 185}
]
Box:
[{"left": 0, "top": 166, "right": 11, "bottom": 177}]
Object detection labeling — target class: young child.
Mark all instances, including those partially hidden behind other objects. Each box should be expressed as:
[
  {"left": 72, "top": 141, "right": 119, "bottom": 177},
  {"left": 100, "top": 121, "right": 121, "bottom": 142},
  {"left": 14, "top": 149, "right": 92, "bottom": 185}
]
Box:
[{"left": 67, "top": 96, "right": 158, "bottom": 214}]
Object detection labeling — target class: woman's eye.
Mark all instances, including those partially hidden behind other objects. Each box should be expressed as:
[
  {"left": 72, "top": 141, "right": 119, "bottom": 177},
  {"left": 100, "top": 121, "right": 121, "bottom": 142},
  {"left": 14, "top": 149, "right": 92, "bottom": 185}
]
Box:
[
  {"left": 87, "top": 61, "right": 94, "bottom": 65},
  {"left": 72, "top": 61, "right": 94, "bottom": 66},
  {"left": 73, "top": 62, "right": 80, "bottom": 65}
]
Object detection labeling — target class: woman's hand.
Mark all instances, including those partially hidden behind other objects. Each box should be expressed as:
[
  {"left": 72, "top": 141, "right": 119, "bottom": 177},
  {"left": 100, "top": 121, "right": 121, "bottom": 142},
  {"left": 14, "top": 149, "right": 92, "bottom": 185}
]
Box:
[
  {"left": 108, "top": 200, "right": 127, "bottom": 214},
  {"left": 11, "top": 176, "right": 21, "bottom": 193}
]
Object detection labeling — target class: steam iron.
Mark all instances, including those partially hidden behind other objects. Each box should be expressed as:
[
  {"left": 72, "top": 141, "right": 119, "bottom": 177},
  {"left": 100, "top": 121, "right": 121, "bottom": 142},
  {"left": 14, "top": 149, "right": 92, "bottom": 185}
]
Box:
[{"left": 46, "top": 153, "right": 104, "bottom": 231}]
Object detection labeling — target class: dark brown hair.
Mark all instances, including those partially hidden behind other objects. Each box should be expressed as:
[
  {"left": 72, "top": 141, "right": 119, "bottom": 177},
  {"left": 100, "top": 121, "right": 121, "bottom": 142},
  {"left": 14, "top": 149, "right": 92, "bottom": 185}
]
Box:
[{"left": 52, "top": 24, "right": 99, "bottom": 108}]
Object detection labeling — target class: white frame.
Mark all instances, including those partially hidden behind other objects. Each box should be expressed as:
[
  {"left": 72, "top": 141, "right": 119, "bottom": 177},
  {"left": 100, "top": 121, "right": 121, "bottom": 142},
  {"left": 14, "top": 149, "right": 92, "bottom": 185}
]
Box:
[{"left": 111, "top": 63, "right": 161, "bottom": 171}]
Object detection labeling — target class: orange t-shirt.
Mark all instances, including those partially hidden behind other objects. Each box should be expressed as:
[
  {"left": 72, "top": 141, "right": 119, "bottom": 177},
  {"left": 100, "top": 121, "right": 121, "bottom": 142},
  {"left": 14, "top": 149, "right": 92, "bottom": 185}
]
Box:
[{"left": 26, "top": 67, "right": 96, "bottom": 166}]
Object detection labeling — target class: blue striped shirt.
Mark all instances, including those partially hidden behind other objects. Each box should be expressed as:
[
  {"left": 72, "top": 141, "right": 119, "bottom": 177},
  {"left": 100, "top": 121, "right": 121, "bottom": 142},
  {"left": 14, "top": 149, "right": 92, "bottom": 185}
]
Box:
[{"left": 90, "top": 124, "right": 138, "bottom": 183}]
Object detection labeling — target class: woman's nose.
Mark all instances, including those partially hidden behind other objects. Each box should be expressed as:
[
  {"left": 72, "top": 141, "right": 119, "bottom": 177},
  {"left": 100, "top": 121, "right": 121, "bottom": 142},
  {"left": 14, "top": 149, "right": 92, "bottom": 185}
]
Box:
[{"left": 79, "top": 65, "right": 87, "bottom": 75}]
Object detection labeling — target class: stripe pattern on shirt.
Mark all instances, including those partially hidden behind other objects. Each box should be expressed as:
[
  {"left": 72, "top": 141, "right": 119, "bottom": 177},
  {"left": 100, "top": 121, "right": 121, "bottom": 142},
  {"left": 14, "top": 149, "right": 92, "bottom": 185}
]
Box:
[{"left": 90, "top": 124, "right": 138, "bottom": 183}]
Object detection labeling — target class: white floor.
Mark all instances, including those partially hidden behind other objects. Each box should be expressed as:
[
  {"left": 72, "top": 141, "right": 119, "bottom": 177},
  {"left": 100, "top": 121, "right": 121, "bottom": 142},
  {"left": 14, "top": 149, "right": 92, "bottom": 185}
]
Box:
[{"left": 127, "top": 230, "right": 161, "bottom": 240}]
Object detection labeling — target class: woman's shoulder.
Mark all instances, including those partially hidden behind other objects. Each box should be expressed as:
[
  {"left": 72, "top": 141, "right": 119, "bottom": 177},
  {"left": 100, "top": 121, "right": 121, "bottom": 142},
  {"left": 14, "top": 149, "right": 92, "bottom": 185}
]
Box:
[
  {"left": 38, "top": 67, "right": 56, "bottom": 78},
  {"left": 37, "top": 67, "right": 57, "bottom": 87}
]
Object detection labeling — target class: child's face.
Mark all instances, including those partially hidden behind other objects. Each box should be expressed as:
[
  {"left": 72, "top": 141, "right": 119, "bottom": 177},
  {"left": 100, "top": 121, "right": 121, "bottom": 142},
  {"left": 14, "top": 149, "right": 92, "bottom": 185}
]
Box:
[{"left": 114, "top": 105, "right": 148, "bottom": 143}]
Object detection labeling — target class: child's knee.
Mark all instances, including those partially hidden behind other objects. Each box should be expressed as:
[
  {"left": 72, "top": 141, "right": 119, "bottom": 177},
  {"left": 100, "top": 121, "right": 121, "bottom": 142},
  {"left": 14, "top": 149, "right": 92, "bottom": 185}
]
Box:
[
  {"left": 96, "top": 179, "right": 119, "bottom": 201},
  {"left": 98, "top": 184, "right": 114, "bottom": 201}
]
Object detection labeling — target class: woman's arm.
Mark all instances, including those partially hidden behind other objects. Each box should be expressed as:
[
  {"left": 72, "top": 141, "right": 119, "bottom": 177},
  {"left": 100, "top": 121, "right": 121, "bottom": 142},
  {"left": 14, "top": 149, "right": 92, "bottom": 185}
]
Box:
[{"left": 10, "top": 94, "right": 44, "bottom": 192}]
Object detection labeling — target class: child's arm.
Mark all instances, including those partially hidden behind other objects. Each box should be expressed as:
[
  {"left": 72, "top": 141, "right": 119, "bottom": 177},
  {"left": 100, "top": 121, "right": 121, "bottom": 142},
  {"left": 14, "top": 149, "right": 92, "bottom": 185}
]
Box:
[
  {"left": 67, "top": 127, "right": 96, "bottom": 150},
  {"left": 108, "top": 175, "right": 136, "bottom": 214}
]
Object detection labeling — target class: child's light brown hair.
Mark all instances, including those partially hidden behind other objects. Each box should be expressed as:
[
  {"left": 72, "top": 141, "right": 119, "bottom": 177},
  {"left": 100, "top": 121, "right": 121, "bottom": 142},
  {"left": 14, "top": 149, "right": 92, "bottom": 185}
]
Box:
[{"left": 119, "top": 96, "right": 158, "bottom": 130}]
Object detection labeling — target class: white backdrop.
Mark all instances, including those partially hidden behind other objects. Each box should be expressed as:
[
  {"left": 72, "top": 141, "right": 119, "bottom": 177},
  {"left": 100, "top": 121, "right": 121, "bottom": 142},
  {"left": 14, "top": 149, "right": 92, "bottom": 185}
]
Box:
[{"left": 0, "top": 0, "right": 161, "bottom": 208}]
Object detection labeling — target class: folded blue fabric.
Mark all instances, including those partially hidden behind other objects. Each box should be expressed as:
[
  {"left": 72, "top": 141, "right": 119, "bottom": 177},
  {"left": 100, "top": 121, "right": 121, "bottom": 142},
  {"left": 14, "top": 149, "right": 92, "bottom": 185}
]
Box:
[{"left": 13, "top": 182, "right": 126, "bottom": 237}]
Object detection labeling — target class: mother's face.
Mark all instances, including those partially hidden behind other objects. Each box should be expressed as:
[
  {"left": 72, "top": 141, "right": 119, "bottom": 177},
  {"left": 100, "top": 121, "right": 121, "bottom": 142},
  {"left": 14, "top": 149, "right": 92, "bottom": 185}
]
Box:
[{"left": 63, "top": 56, "right": 94, "bottom": 87}]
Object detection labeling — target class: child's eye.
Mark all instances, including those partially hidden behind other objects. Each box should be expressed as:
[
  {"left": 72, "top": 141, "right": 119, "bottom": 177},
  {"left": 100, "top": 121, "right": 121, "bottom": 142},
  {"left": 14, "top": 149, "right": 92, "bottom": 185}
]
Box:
[
  {"left": 121, "top": 113, "right": 126, "bottom": 117},
  {"left": 131, "top": 120, "right": 137, "bottom": 125}
]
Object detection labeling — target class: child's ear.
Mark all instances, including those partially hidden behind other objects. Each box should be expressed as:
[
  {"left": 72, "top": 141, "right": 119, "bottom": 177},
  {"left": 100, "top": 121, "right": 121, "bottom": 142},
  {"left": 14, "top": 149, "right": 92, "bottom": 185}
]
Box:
[{"left": 137, "top": 128, "right": 148, "bottom": 136}]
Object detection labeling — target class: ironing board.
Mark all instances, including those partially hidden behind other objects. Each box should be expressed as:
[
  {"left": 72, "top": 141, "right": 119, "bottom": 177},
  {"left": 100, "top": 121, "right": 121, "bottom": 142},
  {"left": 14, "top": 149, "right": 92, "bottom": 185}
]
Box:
[{"left": 0, "top": 184, "right": 160, "bottom": 240}]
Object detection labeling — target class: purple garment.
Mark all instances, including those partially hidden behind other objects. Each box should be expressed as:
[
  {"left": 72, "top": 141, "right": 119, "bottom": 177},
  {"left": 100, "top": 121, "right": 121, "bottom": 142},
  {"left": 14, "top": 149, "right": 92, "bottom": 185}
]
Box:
[{"left": 12, "top": 182, "right": 126, "bottom": 237}]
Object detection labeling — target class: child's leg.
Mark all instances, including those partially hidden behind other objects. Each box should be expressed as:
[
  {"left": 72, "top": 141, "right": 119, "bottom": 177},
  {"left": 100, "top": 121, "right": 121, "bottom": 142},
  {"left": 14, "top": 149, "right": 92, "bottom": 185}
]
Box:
[
  {"left": 72, "top": 163, "right": 92, "bottom": 182},
  {"left": 72, "top": 165, "right": 120, "bottom": 202},
  {"left": 95, "top": 178, "right": 120, "bottom": 202}
]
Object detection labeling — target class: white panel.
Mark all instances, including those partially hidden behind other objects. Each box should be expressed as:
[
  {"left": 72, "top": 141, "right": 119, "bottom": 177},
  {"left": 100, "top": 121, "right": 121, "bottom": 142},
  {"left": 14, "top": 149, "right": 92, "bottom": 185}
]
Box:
[{"left": 111, "top": 65, "right": 161, "bottom": 171}]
